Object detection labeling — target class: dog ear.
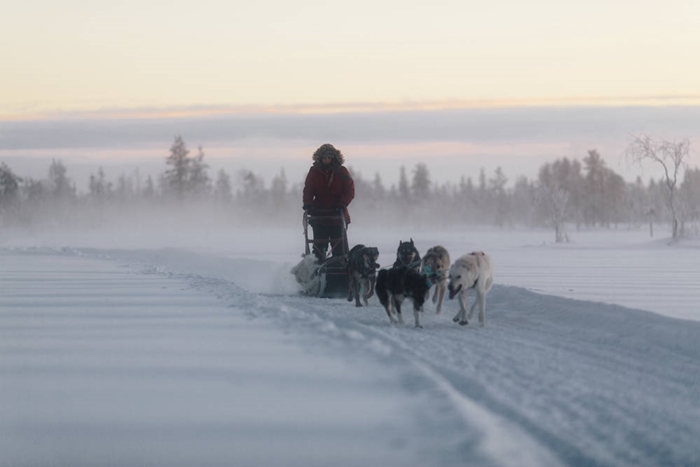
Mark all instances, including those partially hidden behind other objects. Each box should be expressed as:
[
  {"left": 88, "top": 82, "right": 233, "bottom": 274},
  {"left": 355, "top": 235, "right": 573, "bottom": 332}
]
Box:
[{"left": 410, "top": 238, "right": 414, "bottom": 245}]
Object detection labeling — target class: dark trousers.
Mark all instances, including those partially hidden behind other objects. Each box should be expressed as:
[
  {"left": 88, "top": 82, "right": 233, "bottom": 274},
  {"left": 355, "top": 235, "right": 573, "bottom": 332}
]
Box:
[{"left": 312, "top": 222, "right": 345, "bottom": 262}]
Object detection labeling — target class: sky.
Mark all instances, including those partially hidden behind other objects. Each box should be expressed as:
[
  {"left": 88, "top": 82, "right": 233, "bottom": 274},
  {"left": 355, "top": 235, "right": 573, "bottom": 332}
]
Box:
[
  {"left": 2, "top": 0, "right": 700, "bottom": 187},
  {"left": 2, "top": 227, "right": 700, "bottom": 466}
]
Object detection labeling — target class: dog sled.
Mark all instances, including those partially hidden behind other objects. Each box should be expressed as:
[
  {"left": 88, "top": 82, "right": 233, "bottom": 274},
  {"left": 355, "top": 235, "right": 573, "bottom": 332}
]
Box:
[{"left": 301, "top": 208, "right": 350, "bottom": 298}]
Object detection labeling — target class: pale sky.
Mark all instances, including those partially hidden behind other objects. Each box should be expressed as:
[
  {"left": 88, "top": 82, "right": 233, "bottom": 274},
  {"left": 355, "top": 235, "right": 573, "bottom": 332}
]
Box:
[
  {"left": 1, "top": 0, "right": 700, "bottom": 189},
  {"left": 2, "top": 0, "right": 699, "bottom": 117}
]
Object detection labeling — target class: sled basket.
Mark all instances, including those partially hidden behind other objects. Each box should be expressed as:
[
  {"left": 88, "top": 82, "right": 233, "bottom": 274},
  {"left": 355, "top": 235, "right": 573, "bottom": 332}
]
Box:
[
  {"left": 303, "top": 209, "right": 350, "bottom": 298},
  {"left": 317, "top": 256, "right": 349, "bottom": 298}
]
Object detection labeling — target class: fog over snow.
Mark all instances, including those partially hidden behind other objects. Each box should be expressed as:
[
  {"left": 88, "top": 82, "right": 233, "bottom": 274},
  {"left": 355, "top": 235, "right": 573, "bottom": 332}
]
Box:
[{"left": 2, "top": 220, "right": 699, "bottom": 467}]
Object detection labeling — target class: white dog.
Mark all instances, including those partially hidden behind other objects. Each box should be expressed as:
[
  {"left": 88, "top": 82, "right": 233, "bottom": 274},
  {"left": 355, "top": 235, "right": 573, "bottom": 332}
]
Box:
[
  {"left": 290, "top": 254, "right": 321, "bottom": 296},
  {"left": 447, "top": 252, "right": 493, "bottom": 326}
]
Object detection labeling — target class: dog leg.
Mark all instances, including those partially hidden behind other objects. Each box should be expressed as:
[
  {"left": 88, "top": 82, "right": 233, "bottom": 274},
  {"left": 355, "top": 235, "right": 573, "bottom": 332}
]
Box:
[
  {"left": 477, "top": 291, "right": 486, "bottom": 326},
  {"left": 383, "top": 304, "right": 397, "bottom": 324},
  {"left": 435, "top": 281, "right": 446, "bottom": 314},
  {"left": 347, "top": 275, "right": 354, "bottom": 302},
  {"left": 467, "top": 298, "right": 478, "bottom": 321},
  {"left": 413, "top": 303, "right": 422, "bottom": 328},
  {"left": 352, "top": 276, "right": 363, "bottom": 307},
  {"left": 393, "top": 298, "right": 404, "bottom": 325},
  {"left": 366, "top": 276, "right": 376, "bottom": 300},
  {"left": 454, "top": 290, "right": 469, "bottom": 325},
  {"left": 465, "top": 290, "right": 486, "bottom": 326},
  {"left": 380, "top": 294, "right": 398, "bottom": 324},
  {"left": 357, "top": 277, "right": 364, "bottom": 307},
  {"left": 362, "top": 278, "right": 374, "bottom": 306},
  {"left": 384, "top": 296, "right": 396, "bottom": 324}
]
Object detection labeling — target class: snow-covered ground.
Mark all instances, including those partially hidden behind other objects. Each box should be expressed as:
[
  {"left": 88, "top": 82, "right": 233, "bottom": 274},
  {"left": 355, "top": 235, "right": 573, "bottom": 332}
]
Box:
[{"left": 2, "top": 225, "right": 699, "bottom": 467}]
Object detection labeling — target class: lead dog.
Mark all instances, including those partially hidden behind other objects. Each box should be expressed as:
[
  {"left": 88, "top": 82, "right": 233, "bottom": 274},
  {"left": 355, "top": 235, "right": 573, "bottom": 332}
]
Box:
[
  {"left": 393, "top": 238, "right": 422, "bottom": 272},
  {"left": 447, "top": 252, "right": 493, "bottom": 326},
  {"left": 376, "top": 266, "right": 431, "bottom": 328},
  {"left": 346, "top": 244, "right": 380, "bottom": 307},
  {"left": 420, "top": 245, "right": 451, "bottom": 314}
]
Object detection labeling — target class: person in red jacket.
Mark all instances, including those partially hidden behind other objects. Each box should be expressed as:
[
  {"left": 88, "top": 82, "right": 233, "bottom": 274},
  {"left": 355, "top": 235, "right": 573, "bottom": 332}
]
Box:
[{"left": 302, "top": 143, "right": 355, "bottom": 262}]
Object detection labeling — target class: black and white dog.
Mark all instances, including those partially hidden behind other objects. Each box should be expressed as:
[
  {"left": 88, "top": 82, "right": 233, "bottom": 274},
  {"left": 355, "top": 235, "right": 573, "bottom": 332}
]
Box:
[
  {"left": 393, "top": 238, "right": 422, "bottom": 272},
  {"left": 346, "top": 244, "right": 380, "bottom": 307},
  {"left": 376, "top": 266, "right": 431, "bottom": 328}
]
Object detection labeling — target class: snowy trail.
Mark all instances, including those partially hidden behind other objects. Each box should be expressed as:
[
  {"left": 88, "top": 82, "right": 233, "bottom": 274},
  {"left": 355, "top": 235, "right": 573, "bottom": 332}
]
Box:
[
  {"left": 1, "top": 250, "right": 454, "bottom": 467},
  {"left": 65, "top": 246, "right": 700, "bottom": 467},
  {"left": 276, "top": 288, "right": 700, "bottom": 467},
  {"left": 3, "top": 243, "right": 700, "bottom": 466}
]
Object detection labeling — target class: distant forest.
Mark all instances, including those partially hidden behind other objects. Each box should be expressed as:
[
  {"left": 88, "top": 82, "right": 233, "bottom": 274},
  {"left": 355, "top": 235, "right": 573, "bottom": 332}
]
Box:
[{"left": 1, "top": 135, "right": 698, "bottom": 242}]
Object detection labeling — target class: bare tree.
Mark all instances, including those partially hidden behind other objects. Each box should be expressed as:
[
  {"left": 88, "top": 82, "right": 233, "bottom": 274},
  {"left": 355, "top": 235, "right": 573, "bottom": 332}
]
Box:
[
  {"left": 626, "top": 134, "right": 690, "bottom": 241},
  {"left": 538, "top": 184, "right": 570, "bottom": 243},
  {"left": 538, "top": 160, "right": 577, "bottom": 241}
]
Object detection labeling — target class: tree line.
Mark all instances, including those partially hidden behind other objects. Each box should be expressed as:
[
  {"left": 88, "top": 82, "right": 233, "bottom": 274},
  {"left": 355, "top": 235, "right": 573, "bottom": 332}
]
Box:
[{"left": 0, "top": 134, "right": 698, "bottom": 241}]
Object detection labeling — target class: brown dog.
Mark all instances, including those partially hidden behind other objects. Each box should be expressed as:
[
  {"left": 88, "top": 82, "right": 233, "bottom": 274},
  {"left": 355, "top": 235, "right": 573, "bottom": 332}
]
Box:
[
  {"left": 346, "top": 244, "right": 380, "bottom": 307},
  {"left": 420, "top": 246, "right": 451, "bottom": 314}
]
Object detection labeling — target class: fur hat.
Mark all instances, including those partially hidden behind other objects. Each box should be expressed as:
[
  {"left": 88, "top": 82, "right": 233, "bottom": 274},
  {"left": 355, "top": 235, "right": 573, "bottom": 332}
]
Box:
[{"left": 312, "top": 143, "right": 345, "bottom": 165}]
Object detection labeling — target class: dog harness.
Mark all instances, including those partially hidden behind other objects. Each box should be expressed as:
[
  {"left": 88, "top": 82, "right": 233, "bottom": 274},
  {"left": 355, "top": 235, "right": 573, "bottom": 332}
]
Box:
[
  {"left": 401, "top": 259, "right": 422, "bottom": 270},
  {"left": 360, "top": 261, "right": 378, "bottom": 278},
  {"left": 422, "top": 264, "right": 447, "bottom": 283}
]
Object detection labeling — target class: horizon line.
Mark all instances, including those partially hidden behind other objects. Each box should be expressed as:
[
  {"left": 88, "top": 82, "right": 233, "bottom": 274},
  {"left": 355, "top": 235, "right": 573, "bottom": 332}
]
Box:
[{"left": 3, "top": 94, "right": 700, "bottom": 122}]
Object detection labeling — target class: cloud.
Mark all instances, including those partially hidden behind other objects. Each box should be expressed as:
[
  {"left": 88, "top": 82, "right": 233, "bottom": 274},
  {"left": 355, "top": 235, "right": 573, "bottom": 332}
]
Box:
[
  {"left": 2, "top": 105, "right": 699, "bottom": 152},
  {"left": 2, "top": 105, "right": 699, "bottom": 190}
]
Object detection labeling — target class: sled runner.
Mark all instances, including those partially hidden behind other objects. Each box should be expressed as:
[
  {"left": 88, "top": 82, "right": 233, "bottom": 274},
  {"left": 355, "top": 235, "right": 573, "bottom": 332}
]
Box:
[{"left": 303, "top": 208, "right": 350, "bottom": 298}]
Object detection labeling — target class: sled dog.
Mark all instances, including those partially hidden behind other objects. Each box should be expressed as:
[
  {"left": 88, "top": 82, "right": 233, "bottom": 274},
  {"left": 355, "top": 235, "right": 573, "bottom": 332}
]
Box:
[
  {"left": 420, "top": 245, "right": 451, "bottom": 314},
  {"left": 346, "top": 244, "right": 380, "bottom": 307},
  {"left": 393, "top": 238, "right": 421, "bottom": 272},
  {"left": 447, "top": 252, "right": 493, "bottom": 326},
  {"left": 376, "top": 266, "right": 431, "bottom": 328},
  {"left": 290, "top": 254, "right": 321, "bottom": 296}
]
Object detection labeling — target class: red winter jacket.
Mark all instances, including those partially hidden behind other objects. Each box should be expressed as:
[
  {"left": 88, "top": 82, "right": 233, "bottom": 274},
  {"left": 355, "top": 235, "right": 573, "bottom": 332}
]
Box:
[{"left": 302, "top": 162, "right": 355, "bottom": 224}]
